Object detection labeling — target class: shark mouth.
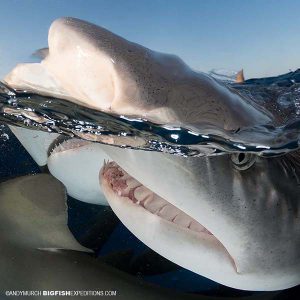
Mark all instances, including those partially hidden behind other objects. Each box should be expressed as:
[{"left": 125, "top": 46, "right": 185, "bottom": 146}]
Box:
[
  {"left": 100, "top": 160, "right": 239, "bottom": 287},
  {"left": 102, "top": 161, "right": 213, "bottom": 235}
]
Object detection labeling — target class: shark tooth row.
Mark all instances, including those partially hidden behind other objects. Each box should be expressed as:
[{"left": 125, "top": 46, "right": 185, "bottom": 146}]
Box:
[{"left": 103, "top": 162, "right": 212, "bottom": 235}]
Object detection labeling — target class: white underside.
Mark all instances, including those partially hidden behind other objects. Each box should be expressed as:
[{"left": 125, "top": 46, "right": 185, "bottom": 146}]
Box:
[
  {"left": 9, "top": 126, "right": 59, "bottom": 166},
  {"left": 48, "top": 140, "right": 110, "bottom": 205}
]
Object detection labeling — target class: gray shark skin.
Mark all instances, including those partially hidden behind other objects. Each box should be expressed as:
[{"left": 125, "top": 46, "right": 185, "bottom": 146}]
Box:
[
  {"left": 2, "top": 17, "right": 300, "bottom": 291},
  {"left": 100, "top": 145, "right": 300, "bottom": 291},
  {"left": 1, "top": 174, "right": 239, "bottom": 300}
]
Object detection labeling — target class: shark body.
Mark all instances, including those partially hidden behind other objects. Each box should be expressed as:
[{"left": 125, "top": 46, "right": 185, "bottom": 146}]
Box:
[
  {"left": 3, "top": 17, "right": 300, "bottom": 291},
  {"left": 1, "top": 174, "right": 227, "bottom": 300}
]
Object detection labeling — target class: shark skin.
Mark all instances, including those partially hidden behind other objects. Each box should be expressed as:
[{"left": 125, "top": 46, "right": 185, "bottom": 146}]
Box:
[
  {"left": 6, "top": 126, "right": 110, "bottom": 205},
  {"left": 9, "top": 126, "right": 59, "bottom": 166},
  {"left": 47, "top": 138, "right": 110, "bottom": 205},
  {"left": 99, "top": 145, "right": 300, "bottom": 291},
  {"left": 5, "top": 17, "right": 271, "bottom": 130},
  {"left": 3, "top": 16, "right": 271, "bottom": 204},
  {"left": 1, "top": 174, "right": 236, "bottom": 300},
  {"left": 0, "top": 175, "right": 282, "bottom": 299},
  {"left": 3, "top": 17, "right": 300, "bottom": 291}
]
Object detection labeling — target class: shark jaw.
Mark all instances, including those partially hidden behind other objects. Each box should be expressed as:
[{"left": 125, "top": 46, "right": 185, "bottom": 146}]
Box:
[
  {"left": 100, "top": 161, "right": 238, "bottom": 286},
  {"left": 99, "top": 154, "right": 300, "bottom": 292}
]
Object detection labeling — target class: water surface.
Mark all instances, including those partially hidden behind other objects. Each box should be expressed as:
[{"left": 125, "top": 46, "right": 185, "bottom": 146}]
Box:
[{"left": 1, "top": 69, "right": 300, "bottom": 157}]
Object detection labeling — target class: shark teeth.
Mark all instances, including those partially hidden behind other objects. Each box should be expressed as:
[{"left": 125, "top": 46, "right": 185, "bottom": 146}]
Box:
[
  {"left": 102, "top": 161, "right": 212, "bottom": 235},
  {"left": 50, "top": 138, "right": 91, "bottom": 155}
]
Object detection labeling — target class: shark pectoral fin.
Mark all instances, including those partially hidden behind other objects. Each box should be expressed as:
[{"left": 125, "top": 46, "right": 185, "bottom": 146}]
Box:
[
  {"left": 4, "top": 62, "right": 69, "bottom": 167},
  {"left": 4, "top": 62, "right": 70, "bottom": 99},
  {"left": 0, "top": 174, "right": 92, "bottom": 252},
  {"left": 9, "top": 126, "right": 59, "bottom": 166},
  {"left": 47, "top": 139, "right": 110, "bottom": 205}
]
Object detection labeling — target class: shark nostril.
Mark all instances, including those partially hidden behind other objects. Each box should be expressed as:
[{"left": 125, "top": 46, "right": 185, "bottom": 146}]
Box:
[{"left": 231, "top": 153, "right": 257, "bottom": 171}]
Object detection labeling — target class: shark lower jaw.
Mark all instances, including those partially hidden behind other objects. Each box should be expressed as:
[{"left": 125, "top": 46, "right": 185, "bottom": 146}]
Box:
[{"left": 100, "top": 161, "right": 241, "bottom": 288}]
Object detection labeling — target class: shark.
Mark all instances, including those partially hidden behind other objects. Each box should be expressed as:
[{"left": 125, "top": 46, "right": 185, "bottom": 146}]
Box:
[
  {"left": 3, "top": 17, "right": 300, "bottom": 291},
  {"left": 2, "top": 174, "right": 232, "bottom": 300}
]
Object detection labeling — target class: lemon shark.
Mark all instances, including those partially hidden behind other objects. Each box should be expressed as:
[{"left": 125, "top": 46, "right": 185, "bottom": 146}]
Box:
[
  {"left": 0, "top": 175, "right": 284, "bottom": 299},
  {"left": 2, "top": 174, "right": 235, "bottom": 300},
  {"left": 3, "top": 17, "right": 300, "bottom": 291}
]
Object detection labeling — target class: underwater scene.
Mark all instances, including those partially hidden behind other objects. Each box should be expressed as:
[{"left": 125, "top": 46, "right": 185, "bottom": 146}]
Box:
[{"left": 0, "top": 1, "right": 300, "bottom": 299}]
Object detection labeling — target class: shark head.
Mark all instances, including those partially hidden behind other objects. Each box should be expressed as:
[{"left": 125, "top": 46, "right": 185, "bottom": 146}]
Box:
[
  {"left": 3, "top": 17, "right": 299, "bottom": 291},
  {"left": 99, "top": 145, "right": 300, "bottom": 291}
]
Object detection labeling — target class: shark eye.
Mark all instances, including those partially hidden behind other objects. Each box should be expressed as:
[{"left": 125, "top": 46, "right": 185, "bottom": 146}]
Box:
[{"left": 231, "top": 153, "right": 256, "bottom": 170}]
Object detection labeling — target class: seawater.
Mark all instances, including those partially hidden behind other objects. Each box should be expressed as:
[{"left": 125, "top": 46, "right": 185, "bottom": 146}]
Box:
[{"left": 1, "top": 69, "right": 300, "bottom": 157}]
